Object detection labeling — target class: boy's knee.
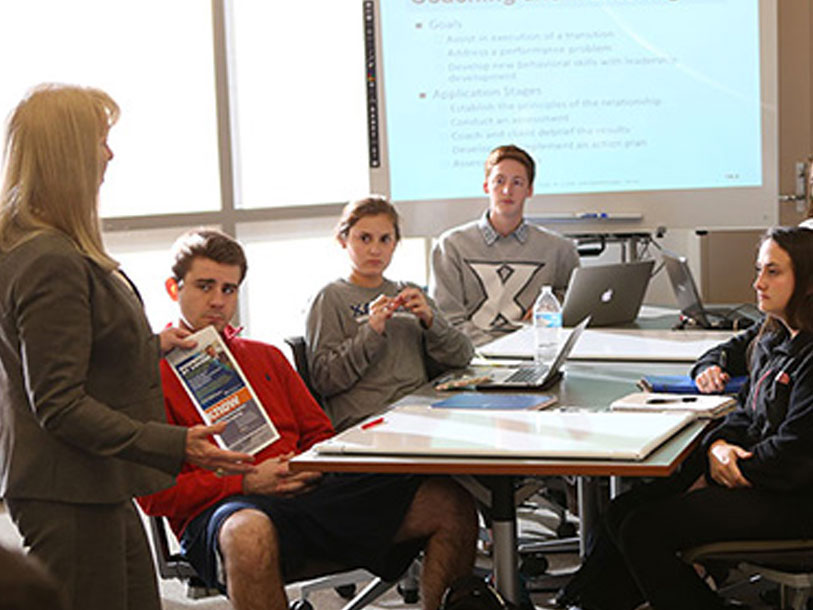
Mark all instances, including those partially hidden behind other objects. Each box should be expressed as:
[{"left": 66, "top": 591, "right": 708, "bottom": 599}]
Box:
[
  {"left": 399, "top": 478, "right": 477, "bottom": 542},
  {"left": 438, "top": 477, "right": 474, "bottom": 506},
  {"left": 425, "top": 478, "right": 478, "bottom": 533},
  {"left": 218, "top": 509, "right": 278, "bottom": 566}
]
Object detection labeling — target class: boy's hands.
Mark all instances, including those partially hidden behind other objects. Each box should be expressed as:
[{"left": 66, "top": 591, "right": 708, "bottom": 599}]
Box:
[{"left": 242, "top": 451, "right": 322, "bottom": 496}]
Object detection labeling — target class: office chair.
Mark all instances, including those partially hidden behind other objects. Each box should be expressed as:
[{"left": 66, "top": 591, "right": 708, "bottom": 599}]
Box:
[
  {"left": 147, "top": 513, "right": 400, "bottom": 610},
  {"left": 284, "top": 336, "right": 324, "bottom": 406},
  {"left": 683, "top": 539, "right": 813, "bottom": 610}
]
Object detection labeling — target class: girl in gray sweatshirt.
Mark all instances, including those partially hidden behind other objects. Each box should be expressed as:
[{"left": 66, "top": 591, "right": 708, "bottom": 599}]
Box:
[{"left": 306, "top": 196, "right": 474, "bottom": 431}]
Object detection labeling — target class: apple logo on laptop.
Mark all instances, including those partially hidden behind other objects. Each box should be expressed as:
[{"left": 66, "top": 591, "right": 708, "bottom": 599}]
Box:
[{"left": 601, "top": 288, "right": 614, "bottom": 303}]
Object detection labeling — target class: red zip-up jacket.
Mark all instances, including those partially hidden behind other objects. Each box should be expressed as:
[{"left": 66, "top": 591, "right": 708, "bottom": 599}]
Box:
[{"left": 138, "top": 326, "right": 334, "bottom": 537}]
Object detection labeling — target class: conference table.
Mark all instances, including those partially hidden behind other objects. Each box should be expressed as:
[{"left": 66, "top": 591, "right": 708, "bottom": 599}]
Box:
[
  {"left": 291, "top": 317, "right": 735, "bottom": 604},
  {"left": 479, "top": 306, "right": 734, "bottom": 362}
]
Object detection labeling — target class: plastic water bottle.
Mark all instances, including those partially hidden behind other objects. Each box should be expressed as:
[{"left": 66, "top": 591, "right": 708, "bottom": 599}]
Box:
[{"left": 533, "top": 285, "right": 562, "bottom": 367}]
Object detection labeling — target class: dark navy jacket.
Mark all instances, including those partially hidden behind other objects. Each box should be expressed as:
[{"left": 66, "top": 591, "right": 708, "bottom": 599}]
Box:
[{"left": 692, "top": 323, "right": 813, "bottom": 493}]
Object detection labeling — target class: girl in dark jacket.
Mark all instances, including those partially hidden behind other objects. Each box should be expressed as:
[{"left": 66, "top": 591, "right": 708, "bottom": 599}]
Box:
[{"left": 557, "top": 226, "right": 813, "bottom": 610}]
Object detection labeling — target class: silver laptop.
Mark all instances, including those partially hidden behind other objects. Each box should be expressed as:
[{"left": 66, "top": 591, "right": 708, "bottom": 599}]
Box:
[
  {"left": 475, "top": 317, "right": 589, "bottom": 389},
  {"left": 661, "top": 250, "right": 737, "bottom": 329},
  {"left": 561, "top": 261, "right": 654, "bottom": 327}
]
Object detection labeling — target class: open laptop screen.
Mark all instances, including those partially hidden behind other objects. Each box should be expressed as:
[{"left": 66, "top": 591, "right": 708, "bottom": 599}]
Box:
[
  {"left": 661, "top": 251, "right": 712, "bottom": 327},
  {"left": 561, "top": 261, "right": 654, "bottom": 327}
]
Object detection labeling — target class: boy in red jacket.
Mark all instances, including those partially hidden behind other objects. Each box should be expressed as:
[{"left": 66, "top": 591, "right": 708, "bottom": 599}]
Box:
[{"left": 138, "top": 229, "right": 477, "bottom": 610}]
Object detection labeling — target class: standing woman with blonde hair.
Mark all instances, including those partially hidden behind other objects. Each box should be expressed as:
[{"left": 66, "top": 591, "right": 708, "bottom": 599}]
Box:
[{"left": 0, "top": 84, "right": 253, "bottom": 610}]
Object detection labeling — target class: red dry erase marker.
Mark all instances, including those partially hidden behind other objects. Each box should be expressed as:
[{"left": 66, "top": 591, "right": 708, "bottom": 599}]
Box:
[{"left": 361, "top": 416, "right": 385, "bottom": 430}]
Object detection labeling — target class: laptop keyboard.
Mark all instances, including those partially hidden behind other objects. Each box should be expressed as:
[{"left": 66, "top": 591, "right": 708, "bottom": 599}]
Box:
[{"left": 504, "top": 365, "right": 549, "bottom": 384}]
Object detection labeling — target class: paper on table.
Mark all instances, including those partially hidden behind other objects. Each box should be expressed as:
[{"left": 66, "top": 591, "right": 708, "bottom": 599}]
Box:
[{"left": 610, "top": 392, "right": 736, "bottom": 418}]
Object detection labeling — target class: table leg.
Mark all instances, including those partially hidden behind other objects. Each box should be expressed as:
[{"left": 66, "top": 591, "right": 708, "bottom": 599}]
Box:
[
  {"left": 610, "top": 475, "right": 622, "bottom": 499},
  {"left": 576, "top": 476, "right": 601, "bottom": 558},
  {"left": 485, "top": 476, "right": 519, "bottom": 605}
]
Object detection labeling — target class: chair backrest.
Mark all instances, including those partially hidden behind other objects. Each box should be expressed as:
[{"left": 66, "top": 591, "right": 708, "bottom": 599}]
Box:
[
  {"left": 146, "top": 514, "right": 221, "bottom": 599},
  {"left": 147, "top": 515, "right": 200, "bottom": 581},
  {"left": 284, "top": 335, "right": 324, "bottom": 405}
]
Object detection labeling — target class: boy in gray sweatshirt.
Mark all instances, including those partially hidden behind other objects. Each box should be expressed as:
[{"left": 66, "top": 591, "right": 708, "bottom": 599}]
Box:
[{"left": 430, "top": 145, "right": 579, "bottom": 346}]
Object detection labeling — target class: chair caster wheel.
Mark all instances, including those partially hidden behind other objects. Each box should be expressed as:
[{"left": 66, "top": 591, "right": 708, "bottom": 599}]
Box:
[
  {"left": 335, "top": 584, "right": 357, "bottom": 599},
  {"left": 520, "top": 553, "right": 549, "bottom": 576},
  {"left": 398, "top": 583, "right": 420, "bottom": 604},
  {"left": 289, "top": 600, "right": 313, "bottom": 610},
  {"left": 557, "top": 521, "right": 577, "bottom": 538}
]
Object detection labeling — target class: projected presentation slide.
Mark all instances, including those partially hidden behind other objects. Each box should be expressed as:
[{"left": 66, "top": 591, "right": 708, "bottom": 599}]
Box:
[{"left": 378, "top": 0, "right": 762, "bottom": 201}]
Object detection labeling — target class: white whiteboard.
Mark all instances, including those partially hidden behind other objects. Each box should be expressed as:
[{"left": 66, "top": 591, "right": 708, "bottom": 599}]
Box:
[{"left": 317, "top": 406, "right": 694, "bottom": 461}]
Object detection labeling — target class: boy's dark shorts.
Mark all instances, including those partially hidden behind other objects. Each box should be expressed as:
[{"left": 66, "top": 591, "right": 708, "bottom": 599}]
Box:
[{"left": 180, "top": 473, "right": 425, "bottom": 592}]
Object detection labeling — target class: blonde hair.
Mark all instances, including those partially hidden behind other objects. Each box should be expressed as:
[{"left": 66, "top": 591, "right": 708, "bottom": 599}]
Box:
[{"left": 0, "top": 83, "right": 120, "bottom": 270}]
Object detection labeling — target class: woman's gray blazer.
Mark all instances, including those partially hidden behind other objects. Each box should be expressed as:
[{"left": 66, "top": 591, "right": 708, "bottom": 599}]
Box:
[{"left": 0, "top": 231, "right": 186, "bottom": 503}]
